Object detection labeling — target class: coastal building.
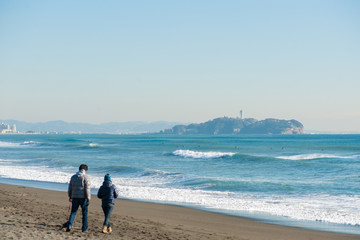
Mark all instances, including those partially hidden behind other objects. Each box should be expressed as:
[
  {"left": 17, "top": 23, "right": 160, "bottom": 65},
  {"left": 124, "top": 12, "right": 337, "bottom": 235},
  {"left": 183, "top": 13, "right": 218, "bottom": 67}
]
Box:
[{"left": 0, "top": 122, "right": 17, "bottom": 134}]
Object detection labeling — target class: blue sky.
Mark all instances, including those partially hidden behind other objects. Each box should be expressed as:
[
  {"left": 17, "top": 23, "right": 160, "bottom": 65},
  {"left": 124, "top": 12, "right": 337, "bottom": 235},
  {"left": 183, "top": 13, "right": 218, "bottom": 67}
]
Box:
[{"left": 1, "top": 0, "right": 359, "bottom": 131}]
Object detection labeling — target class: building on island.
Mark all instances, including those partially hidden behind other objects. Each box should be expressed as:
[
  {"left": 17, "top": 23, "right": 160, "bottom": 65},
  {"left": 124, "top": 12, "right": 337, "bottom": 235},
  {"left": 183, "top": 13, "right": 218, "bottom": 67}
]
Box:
[{"left": 0, "top": 122, "right": 17, "bottom": 134}]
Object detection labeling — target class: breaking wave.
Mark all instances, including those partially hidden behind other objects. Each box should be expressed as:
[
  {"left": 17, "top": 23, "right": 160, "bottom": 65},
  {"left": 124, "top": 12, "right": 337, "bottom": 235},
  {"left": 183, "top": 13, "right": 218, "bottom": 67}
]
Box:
[
  {"left": 276, "top": 153, "right": 355, "bottom": 161},
  {"left": 173, "top": 150, "right": 236, "bottom": 159}
]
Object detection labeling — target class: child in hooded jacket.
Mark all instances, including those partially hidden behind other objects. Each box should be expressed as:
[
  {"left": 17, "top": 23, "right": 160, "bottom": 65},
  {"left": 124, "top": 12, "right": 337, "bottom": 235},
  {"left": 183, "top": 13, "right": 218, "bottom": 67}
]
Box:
[{"left": 97, "top": 174, "right": 119, "bottom": 233}]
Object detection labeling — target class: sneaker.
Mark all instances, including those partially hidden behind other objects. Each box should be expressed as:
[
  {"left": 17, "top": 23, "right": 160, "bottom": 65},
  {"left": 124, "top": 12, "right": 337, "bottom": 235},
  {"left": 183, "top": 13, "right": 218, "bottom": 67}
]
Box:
[
  {"left": 66, "top": 227, "right": 71, "bottom": 232},
  {"left": 107, "top": 226, "right": 112, "bottom": 233},
  {"left": 82, "top": 229, "right": 90, "bottom": 233},
  {"left": 62, "top": 222, "right": 69, "bottom": 229},
  {"left": 102, "top": 225, "right": 108, "bottom": 234}
]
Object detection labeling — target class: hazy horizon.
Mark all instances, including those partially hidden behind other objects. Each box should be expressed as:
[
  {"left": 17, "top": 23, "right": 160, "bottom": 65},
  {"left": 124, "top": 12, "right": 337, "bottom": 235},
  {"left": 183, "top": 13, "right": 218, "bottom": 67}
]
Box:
[
  {"left": 2, "top": 118, "right": 360, "bottom": 134},
  {"left": 1, "top": 1, "right": 359, "bottom": 132}
]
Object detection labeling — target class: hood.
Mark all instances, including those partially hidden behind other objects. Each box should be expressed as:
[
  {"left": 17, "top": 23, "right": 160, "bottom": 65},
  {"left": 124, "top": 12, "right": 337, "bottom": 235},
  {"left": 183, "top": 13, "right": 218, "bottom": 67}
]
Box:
[
  {"left": 102, "top": 181, "right": 112, "bottom": 187},
  {"left": 76, "top": 169, "right": 86, "bottom": 176}
]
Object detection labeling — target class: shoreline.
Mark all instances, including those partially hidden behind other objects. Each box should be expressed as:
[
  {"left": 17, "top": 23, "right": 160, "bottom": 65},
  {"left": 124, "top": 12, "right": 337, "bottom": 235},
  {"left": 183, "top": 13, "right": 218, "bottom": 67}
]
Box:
[
  {"left": 1, "top": 177, "right": 359, "bottom": 235},
  {"left": 1, "top": 183, "right": 359, "bottom": 240}
]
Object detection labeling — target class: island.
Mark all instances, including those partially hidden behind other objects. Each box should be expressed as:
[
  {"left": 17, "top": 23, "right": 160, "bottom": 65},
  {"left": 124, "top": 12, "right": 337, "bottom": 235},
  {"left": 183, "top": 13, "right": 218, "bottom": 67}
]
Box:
[{"left": 160, "top": 117, "right": 304, "bottom": 135}]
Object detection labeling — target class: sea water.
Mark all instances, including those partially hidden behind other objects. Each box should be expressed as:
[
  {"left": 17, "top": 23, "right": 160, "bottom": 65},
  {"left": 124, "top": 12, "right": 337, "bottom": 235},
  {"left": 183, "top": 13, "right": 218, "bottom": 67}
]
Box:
[{"left": 0, "top": 134, "right": 360, "bottom": 234}]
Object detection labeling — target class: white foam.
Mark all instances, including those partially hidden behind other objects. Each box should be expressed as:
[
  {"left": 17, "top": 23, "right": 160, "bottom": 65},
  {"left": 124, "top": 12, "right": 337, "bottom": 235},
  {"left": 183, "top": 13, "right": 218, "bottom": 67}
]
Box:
[
  {"left": 173, "top": 150, "right": 235, "bottom": 159},
  {"left": 0, "top": 164, "right": 174, "bottom": 189},
  {"left": 0, "top": 141, "right": 23, "bottom": 148},
  {"left": 113, "top": 182, "right": 360, "bottom": 226},
  {"left": 276, "top": 154, "right": 354, "bottom": 161},
  {"left": 23, "top": 141, "right": 38, "bottom": 145},
  {"left": 0, "top": 165, "right": 72, "bottom": 183},
  {"left": 0, "top": 141, "right": 38, "bottom": 148},
  {"left": 89, "top": 143, "right": 100, "bottom": 148},
  {"left": 0, "top": 158, "right": 24, "bottom": 163}
]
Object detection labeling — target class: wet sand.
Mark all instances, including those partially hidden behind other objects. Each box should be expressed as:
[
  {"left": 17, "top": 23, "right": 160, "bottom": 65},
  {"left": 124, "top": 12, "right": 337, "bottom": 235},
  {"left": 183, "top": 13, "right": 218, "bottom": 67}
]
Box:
[{"left": 1, "top": 183, "right": 359, "bottom": 240}]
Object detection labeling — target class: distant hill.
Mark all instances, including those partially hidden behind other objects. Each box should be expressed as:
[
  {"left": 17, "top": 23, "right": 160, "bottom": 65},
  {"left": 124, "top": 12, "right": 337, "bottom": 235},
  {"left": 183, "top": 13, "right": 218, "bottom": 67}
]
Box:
[
  {"left": 161, "top": 117, "right": 304, "bottom": 135},
  {"left": 0, "top": 120, "right": 183, "bottom": 134}
]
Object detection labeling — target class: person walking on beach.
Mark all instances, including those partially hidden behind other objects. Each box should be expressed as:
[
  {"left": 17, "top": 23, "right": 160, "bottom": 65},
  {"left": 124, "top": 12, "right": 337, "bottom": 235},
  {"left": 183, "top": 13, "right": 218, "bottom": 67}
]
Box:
[
  {"left": 97, "top": 173, "right": 119, "bottom": 234},
  {"left": 66, "top": 164, "right": 91, "bottom": 232}
]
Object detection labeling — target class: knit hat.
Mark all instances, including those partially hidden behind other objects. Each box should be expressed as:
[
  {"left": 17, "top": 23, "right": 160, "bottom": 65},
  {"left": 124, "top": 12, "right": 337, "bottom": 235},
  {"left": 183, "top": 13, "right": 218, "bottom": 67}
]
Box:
[{"left": 104, "top": 173, "right": 111, "bottom": 181}]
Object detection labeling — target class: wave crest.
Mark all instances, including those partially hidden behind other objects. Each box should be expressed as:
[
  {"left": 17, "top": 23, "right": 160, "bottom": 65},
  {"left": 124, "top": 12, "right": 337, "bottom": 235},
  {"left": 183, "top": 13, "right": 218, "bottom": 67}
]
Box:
[
  {"left": 173, "top": 150, "right": 235, "bottom": 159},
  {"left": 0, "top": 141, "right": 38, "bottom": 148},
  {"left": 276, "top": 153, "right": 354, "bottom": 161}
]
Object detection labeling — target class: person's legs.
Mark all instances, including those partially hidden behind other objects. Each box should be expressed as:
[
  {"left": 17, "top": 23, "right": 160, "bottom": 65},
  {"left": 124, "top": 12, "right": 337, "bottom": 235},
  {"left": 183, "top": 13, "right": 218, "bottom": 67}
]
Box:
[
  {"left": 101, "top": 204, "right": 108, "bottom": 233},
  {"left": 101, "top": 204, "right": 107, "bottom": 226},
  {"left": 106, "top": 204, "right": 114, "bottom": 233},
  {"left": 68, "top": 198, "right": 81, "bottom": 229},
  {"left": 80, "top": 198, "right": 88, "bottom": 232},
  {"left": 103, "top": 203, "right": 114, "bottom": 227}
]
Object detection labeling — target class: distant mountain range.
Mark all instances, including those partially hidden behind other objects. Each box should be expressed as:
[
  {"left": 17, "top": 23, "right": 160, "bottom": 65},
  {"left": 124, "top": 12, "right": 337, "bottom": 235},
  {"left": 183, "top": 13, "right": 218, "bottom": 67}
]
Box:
[
  {"left": 161, "top": 117, "right": 304, "bottom": 135},
  {"left": 0, "top": 120, "right": 183, "bottom": 134}
]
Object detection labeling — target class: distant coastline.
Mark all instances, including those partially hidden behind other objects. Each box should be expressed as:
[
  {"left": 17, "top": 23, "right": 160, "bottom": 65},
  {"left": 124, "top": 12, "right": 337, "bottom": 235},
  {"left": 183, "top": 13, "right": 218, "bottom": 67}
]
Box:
[
  {"left": 0, "top": 117, "right": 360, "bottom": 135},
  {"left": 0, "top": 120, "right": 183, "bottom": 134}
]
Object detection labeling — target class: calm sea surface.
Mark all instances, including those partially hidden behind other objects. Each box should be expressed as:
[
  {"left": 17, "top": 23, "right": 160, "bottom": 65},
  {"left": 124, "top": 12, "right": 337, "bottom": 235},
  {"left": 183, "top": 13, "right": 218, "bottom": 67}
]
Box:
[{"left": 1, "top": 134, "right": 359, "bottom": 234}]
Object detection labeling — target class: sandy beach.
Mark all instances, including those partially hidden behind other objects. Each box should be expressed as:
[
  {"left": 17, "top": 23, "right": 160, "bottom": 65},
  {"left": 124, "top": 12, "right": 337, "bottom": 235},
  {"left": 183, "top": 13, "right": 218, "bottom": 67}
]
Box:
[{"left": 0, "top": 183, "right": 359, "bottom": 240}]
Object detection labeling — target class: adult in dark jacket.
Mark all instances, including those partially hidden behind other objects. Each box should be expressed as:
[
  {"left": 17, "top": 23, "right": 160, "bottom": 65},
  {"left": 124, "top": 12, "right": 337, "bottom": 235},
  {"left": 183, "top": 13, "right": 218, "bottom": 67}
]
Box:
[
  {"left": 97, "top": 173, "right": 119, "bottom": 234},
  {"left": 66, "top": 164, "right": 91, "bottom": 232}
]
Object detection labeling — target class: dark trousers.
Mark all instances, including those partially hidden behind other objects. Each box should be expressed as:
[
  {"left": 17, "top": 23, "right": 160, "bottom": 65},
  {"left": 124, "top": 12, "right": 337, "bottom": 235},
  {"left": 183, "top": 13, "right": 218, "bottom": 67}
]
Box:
[
  {"left": 102, "top": 203, "right": 114, "bottom": 227},
  {"left": 68, "top": 198, "right": 88, "bottom": 231}
]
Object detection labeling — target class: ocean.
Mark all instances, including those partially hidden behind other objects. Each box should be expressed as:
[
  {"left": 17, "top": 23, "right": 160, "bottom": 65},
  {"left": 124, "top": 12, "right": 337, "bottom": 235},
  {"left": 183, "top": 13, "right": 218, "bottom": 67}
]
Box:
[{"left": 0, "top": 134, "right": 359, "bottom": 234}]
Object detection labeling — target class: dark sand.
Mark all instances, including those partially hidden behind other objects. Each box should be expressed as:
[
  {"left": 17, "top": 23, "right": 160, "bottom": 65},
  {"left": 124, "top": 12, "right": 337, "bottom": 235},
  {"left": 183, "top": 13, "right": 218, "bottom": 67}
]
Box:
[{"left": 1, "top": 183, "right": 359, "bottom": 240}]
